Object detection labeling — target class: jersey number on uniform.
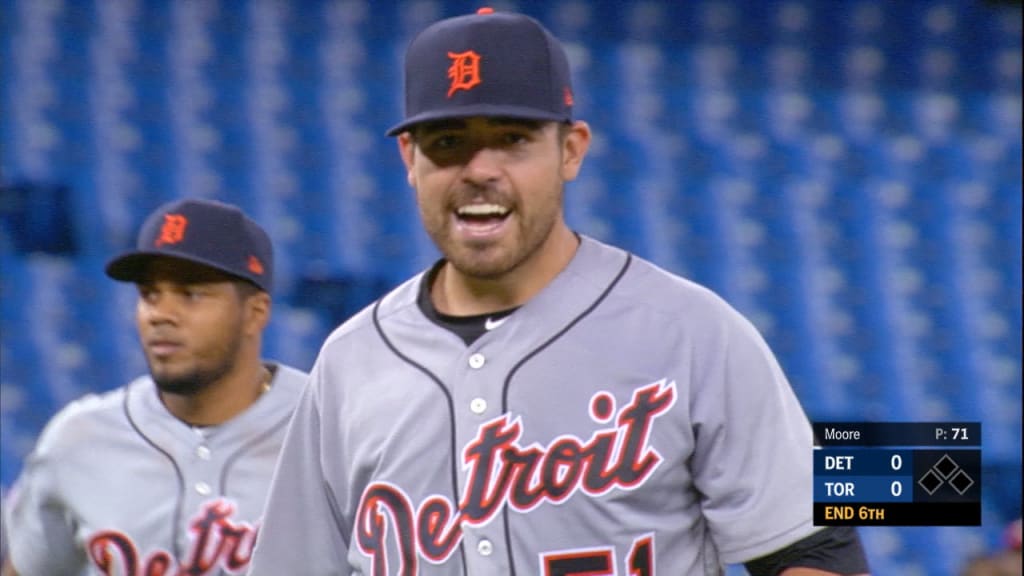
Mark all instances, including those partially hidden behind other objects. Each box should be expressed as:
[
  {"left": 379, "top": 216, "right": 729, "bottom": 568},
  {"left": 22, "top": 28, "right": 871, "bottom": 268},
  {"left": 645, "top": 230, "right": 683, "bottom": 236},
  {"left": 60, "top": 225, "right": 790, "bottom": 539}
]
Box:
[{"left": 542, "top": 535, "right": 654, "bottom": 576}]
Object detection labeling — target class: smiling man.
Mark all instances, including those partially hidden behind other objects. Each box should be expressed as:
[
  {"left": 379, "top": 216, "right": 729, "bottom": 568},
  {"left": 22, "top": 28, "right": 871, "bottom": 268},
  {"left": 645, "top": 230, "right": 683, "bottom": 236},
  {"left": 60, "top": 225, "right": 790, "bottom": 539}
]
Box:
[{"left": 248, "top": 8, "right": 870, "bottom": 575}]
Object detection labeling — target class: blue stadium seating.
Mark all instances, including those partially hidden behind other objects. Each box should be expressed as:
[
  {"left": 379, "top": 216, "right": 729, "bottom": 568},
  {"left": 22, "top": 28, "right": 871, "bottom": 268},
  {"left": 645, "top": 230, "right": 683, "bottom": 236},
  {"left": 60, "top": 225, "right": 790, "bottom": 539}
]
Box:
[{"left": 1, "top": 1, "right": 1020, "bottom": 573}]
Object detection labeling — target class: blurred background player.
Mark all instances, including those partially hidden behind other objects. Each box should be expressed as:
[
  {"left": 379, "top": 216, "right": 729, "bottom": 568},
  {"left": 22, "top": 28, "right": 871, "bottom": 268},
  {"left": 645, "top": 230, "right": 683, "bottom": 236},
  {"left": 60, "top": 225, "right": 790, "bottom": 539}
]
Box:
[{"left": 2, "top": 198, "right": 307, "bottom": 575}]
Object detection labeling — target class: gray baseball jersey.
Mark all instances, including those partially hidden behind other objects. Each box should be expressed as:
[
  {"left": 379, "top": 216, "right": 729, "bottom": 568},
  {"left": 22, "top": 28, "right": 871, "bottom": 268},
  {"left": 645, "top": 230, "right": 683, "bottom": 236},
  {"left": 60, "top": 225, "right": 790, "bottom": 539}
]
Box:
[
  {"left": 4, "top": 363, "right": 306, "bottom": 576},
  {"left": 249, "top": 236, "right": 820, "bottom": 575}
]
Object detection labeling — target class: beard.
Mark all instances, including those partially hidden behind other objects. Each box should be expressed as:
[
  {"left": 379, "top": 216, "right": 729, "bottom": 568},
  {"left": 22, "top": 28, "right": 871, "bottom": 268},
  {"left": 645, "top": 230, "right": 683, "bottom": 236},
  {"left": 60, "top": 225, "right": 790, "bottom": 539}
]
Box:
[
  {"left": 151, "top": 362, "right": 233, "bottom": 396},
  {"left": 442, "top": 217, "right": 555, "bottom": 280},
  {"left": 148, "top": 326, "right": 242, "bottom": 396},
  {"left": 422, "top": 187, "right": 563, "bottom": 280}
]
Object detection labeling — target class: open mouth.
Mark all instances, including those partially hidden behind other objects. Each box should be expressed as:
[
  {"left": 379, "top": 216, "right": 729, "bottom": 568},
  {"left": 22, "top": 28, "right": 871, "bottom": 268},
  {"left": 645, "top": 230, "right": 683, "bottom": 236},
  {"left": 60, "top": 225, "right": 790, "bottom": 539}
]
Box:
[{"left": 455, "top": 203, "right": 511, "bottom": 234}]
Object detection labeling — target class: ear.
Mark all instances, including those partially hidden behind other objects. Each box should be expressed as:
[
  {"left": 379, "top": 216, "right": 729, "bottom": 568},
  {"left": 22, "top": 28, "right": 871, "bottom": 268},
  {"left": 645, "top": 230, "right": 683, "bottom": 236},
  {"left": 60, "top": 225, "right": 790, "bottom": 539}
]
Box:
[
  {"left": 397, "top": 133, "right": 417, "bottom": 188},
  {"left": 244, "top": 291, "right": 271, "bottom": 335},
  {"left": 560, "top": 121, "right": 591, "bottom": 182}
]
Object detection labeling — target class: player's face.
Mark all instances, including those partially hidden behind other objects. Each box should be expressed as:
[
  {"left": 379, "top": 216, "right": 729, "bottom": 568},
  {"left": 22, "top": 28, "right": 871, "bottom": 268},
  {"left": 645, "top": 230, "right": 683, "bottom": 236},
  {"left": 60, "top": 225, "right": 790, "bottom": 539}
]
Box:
[
  {"left": 134, "top": 258, "right": 254, "bottom": 396},
  {"left": 399, "top": 117, "right": 590, "bottom": 279}
]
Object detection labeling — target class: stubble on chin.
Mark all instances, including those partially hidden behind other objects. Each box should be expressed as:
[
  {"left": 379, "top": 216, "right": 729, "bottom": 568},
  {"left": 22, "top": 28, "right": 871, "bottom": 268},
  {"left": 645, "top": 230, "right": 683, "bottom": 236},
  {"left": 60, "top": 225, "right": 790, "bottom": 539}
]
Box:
[
  {"left": 444, "top": 242, "right": 516, "bottom": 279},
  {"left": 148, "top": 360, "right": 215, "bottom": 397},
  {"left": 152, "top": 373, "right": 208, "bottom": 396}
]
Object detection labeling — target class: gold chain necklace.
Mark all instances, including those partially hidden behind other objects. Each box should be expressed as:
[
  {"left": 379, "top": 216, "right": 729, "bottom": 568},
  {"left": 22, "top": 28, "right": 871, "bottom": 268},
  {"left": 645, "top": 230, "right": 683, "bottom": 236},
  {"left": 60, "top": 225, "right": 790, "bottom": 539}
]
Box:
[{"left": 259, "top": 366, "right": 272, "bottom": 394}]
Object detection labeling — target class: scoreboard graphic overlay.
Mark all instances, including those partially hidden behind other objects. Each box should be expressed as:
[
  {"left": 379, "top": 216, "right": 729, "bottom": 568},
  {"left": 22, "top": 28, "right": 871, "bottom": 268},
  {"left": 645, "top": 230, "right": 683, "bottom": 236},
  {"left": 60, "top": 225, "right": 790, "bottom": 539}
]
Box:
[{"left": 813, "top": 422, "right": 981, "bottom": 526}]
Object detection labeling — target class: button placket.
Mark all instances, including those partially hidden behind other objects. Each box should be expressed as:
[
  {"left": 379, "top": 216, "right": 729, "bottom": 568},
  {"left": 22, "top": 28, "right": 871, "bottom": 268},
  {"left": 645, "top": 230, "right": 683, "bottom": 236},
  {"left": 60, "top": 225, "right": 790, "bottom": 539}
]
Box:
[
  {"left": 470, "top": 397, "right": 487, "bottom": 414},
  {"left": 194, "top": 481, "right": 212, "bottom": 496},
  {"left": 190, "top": 430, "right": 215, "bottom": 499}
]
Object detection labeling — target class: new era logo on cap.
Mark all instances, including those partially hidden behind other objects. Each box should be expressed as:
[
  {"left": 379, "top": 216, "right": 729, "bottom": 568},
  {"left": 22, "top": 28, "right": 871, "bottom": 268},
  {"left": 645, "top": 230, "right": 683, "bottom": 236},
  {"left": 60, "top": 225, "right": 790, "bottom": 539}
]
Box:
[
  {"left": 105, "top": 198, "right": 274, "bottom": 293},
  {"left": 387, "top": 7, "right": 574, "bottom": 136}
]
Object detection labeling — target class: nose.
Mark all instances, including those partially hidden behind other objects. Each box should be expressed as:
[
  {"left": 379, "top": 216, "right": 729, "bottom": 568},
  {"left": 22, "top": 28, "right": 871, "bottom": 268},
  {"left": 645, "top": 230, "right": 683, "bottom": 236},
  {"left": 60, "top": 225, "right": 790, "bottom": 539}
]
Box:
[
  {"left": 461, "top": 145, "right": 502, "bottom": 187},
  {"left": 139, "top": 292, "right": 178, "bottom": 325}
]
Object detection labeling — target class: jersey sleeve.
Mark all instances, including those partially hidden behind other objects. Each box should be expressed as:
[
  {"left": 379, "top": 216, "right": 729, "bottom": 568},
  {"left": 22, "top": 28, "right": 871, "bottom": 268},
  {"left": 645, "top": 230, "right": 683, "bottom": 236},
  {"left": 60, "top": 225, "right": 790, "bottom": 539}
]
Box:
[
  {"left": 5, "top": 407, "right": 89, "bottom": 574},
  {"left": 248, "top": 366, "right": 350, "bottom": 575},
  {"left": 688, "top": 302, "right": 820, "bottom": 564}
]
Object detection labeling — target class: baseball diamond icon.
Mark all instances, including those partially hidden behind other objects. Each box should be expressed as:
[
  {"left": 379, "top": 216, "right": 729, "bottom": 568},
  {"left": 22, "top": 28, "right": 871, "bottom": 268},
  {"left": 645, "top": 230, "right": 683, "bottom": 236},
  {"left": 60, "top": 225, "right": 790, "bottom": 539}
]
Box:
[
  {"left": 918, "top": 453, "right": 975, "bottom": 495},
  {"left": 949, "top": 469, "right": 975, "bottom": 495}
]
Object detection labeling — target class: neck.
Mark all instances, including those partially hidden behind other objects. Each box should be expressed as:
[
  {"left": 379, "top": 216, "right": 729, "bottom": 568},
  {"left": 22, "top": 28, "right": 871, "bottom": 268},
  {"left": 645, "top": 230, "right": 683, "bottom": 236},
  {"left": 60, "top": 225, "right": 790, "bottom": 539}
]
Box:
[
  {"left": 433, "top": 225, "right": 579, "bottom": 316},
  {"left": 161, "top": 362, "right": 270, "bottom": 427}
]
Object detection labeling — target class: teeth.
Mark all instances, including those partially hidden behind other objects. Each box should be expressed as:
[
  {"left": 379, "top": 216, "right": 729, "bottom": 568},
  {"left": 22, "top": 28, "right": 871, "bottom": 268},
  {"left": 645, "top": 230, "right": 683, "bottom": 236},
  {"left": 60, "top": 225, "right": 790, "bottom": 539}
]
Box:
[{"left": 457, "top": 204, "right": 508, "bottom": 217}]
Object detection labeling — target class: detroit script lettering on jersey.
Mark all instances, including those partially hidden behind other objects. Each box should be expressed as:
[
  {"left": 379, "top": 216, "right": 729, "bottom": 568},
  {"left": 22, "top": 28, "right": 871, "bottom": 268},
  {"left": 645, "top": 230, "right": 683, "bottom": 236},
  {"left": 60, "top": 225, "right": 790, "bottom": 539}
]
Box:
[
  {"left": 86, "top": 499, "right": 258, "bottom": 575},
  {"left": 354, "top": 379, "right": 676, "bottom": 572}
]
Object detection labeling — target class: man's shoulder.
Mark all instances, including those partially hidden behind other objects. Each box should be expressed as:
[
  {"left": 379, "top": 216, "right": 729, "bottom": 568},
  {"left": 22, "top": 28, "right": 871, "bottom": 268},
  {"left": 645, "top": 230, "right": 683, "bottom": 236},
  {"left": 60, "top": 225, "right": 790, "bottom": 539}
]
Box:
[
  {"left": 31, "top": 385, "right": 134, "bottom": 455},
  {"left": 578, "top": 236, "right": 768, "bottom": 344},
  {"left": 264, "top": 362, "right": 311, "bottom": 403},
  {"left": 321, "top": 272, "right": 424, "bottom": 346},
  {"left": 589, "top": 239, "right": 733, "bottom": 313},
  {"left": 579, "top": 236, "right": 706, "bottom": 289},
  {"left": 49, "top": 385, "right": 130, "bottom": 425}
]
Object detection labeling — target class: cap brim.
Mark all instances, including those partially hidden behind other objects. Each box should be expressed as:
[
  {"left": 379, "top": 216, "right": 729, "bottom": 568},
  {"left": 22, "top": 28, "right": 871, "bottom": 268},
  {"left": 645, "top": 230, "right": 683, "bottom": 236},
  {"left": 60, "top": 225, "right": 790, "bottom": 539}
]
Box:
[
  {"left": 104, "top": 250, "right": 255, "bottom": 287},
  {"left": 386, "top": 104, "right": 570, "bottom": 136}
]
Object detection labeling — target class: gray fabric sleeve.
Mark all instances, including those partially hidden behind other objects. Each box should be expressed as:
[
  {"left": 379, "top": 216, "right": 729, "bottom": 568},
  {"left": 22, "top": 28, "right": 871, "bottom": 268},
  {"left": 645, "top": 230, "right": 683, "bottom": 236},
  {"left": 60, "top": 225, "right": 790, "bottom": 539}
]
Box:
[
  {"left": 247, "top": 369, "right": 350, "bottom": 575},
  {"left": 5, "top": 407, "right": 89, "bottom": 575},
  {"left": 689, "top": 303, "right": 819, "bottom": 563}
]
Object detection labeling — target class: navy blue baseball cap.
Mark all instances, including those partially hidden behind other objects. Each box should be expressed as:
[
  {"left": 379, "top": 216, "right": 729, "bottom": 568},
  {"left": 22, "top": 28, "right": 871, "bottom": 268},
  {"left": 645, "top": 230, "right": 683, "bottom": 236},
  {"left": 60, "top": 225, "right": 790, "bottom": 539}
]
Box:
[
  {"left": 386, "top": 7, "right": 575, "bottom": 136},
  {"left": 105, "top": 198, "right": 274, "bottom": 293}
]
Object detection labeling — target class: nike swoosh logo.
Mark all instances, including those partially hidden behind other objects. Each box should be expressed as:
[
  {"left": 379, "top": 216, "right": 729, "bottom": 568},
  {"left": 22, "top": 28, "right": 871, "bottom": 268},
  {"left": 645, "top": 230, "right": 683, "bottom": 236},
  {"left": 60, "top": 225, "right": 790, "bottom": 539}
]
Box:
[{"left": 484, "top": 316, "right": 509, "bottom": 331}]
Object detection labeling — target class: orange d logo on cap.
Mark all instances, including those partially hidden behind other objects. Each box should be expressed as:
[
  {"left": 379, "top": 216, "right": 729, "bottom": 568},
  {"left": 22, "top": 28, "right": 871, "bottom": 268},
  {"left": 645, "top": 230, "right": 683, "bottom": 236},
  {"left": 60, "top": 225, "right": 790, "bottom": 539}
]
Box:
[
  {"left": 155, "top": 214, "right": 188, "bottom": 247},
  {"left": 447, "top": 50, "right": 482, "bottom": 97},
  {"left": 387, "top": 8, "right": 575, "bottom": 136}
]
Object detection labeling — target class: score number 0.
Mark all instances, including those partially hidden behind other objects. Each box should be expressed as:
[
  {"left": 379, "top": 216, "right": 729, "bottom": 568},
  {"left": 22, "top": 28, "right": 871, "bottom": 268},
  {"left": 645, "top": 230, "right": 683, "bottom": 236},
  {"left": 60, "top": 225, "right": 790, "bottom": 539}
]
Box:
[{"left": 890, "top": 453, "right": 904, "bottom": 497}]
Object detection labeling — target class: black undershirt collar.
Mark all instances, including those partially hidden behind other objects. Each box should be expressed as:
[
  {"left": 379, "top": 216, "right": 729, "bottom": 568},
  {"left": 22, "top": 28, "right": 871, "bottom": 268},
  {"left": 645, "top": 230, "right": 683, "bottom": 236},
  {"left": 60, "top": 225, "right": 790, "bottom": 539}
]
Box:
[{"left": 416, "top": 260, "right": 519, "bottom": 346}]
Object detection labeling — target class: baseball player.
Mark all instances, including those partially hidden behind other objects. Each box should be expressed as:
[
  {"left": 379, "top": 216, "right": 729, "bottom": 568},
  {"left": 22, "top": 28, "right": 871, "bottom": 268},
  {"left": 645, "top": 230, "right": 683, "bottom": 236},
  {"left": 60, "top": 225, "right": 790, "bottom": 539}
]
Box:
[
  {"left": 249, "top": 8, "right": 869, "bottom": 576},
  {"left": 2, "top": 198, "right": 307, "bottom": 576}
]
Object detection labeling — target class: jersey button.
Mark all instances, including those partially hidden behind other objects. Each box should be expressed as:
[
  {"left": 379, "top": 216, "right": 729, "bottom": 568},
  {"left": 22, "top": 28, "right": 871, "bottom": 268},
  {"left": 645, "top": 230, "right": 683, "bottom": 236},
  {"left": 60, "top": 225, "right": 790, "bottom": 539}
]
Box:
[
  {"left": 477, "top": 539, "right": 493, "bottom": 556},
  {"left": 195, "top": 481, "right": 212, "bottom": 496},
  {"left": 196, "top": 445, "right": 211, "bottom": 460},
  {"left": 470, "top": 398, "right": 487, "bottom": 414},
  {"left": 468, "top": 353, "right": 486, "bottom": 369}
]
